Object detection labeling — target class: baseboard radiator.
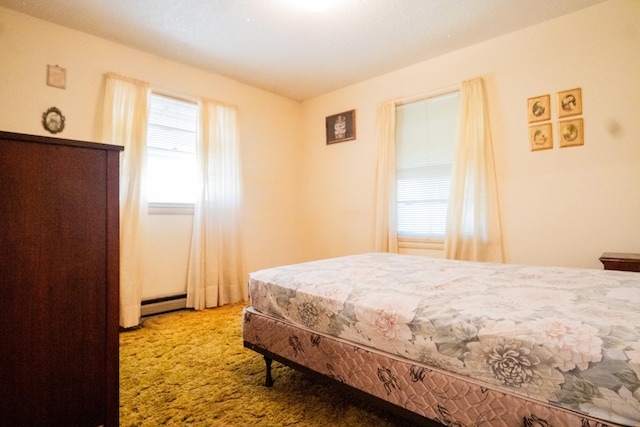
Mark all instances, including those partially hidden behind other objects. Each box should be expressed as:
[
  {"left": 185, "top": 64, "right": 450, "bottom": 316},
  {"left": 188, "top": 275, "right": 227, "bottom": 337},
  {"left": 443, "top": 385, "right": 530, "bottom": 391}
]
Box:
[{"left": 141, "top": 294, "right": 187, "bottom": 317}]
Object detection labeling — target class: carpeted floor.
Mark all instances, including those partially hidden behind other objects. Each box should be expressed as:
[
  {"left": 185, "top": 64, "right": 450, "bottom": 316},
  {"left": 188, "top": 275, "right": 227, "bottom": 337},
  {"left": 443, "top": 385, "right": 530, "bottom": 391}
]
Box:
[{"left": 120, "top": 303, "right": 409, "bottom": 426}]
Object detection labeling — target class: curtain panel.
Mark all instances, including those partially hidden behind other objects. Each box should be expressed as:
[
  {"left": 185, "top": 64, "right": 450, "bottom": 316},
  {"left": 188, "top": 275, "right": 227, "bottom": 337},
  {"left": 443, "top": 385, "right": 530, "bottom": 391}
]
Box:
[
  {"left": 374, "top": 101, "right": 399, "bottom": 253},
  {"left": 444, "top": 77, "right": 504, "bottom": 262},
  {"left": 102, "top": 73, "right": 149, "bottom": 328},
  {"left": 186, "top": 99, "right": 247, "bottom": 310}
]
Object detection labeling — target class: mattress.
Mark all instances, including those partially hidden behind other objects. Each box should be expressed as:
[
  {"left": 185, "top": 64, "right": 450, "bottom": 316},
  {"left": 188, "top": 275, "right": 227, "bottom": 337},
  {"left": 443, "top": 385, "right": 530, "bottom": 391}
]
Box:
[{"left": 248, "top": 253, "right": 640, "bottom": 426}]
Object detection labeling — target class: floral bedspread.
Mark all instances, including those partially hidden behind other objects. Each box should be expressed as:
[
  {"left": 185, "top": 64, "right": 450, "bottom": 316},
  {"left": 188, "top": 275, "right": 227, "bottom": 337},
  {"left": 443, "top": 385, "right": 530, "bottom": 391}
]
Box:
[{"left": 248, "top": 253, "right": 640, "bottom": 426}]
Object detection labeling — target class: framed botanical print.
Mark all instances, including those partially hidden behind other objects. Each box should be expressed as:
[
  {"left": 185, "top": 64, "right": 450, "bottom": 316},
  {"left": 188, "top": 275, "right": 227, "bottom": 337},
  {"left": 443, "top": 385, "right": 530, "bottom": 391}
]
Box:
[
  {"left": 529, "top": 123, "right": 553, "bottom": 151},
  {"left": 527, "top": 94, "right": 551, "bottom": 123},
  {"left": 557, "top": 88, "right": 582, "bottom": 118},
  {"left": 559, "top": 118, "right": 584, "bottom": 148}
]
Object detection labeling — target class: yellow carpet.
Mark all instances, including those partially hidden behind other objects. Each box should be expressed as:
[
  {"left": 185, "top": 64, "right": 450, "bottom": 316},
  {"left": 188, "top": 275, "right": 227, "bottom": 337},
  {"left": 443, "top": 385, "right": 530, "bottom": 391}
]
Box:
[{"left": 120, "top": 303, "right": 407, "bottom": 426}]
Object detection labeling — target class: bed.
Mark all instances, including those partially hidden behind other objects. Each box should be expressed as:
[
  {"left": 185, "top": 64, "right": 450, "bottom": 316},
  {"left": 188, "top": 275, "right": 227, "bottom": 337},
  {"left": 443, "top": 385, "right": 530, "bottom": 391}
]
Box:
[{"left": 242, "top": 253, "right": 640, "bottom": 426}]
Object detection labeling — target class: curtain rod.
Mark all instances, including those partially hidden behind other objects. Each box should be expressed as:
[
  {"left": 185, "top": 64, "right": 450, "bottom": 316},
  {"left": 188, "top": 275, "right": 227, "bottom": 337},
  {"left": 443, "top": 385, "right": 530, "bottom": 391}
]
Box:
[
  {"left": 151, "top": 87, "right": 199, "bottom": 104},
  {"left": 393, "top": 83, "right": 461, "bottom": 106},
  {"left": 152, "top": 88, "right": 237, "bottom": 109}
]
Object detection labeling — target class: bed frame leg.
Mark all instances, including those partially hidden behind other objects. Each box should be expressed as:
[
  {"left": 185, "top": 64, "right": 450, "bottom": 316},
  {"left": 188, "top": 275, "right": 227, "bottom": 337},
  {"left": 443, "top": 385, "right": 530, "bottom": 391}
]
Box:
[{"left": 264, "top": 356, "right": 274, "bottom": 387}]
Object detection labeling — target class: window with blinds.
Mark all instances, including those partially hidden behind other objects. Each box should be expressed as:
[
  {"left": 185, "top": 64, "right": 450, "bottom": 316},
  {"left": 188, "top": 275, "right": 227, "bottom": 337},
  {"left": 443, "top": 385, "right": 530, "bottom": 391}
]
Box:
[
  {"left": 146, "top": 93, "right": 198, "bottom": 204},
  {"left": 395, "top": 91, "right": 460, "bottom": 239}
]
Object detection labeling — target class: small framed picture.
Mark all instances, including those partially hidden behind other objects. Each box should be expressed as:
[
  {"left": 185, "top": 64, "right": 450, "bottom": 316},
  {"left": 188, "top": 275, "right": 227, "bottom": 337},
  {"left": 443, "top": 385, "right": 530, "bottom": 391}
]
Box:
[
  {"left": 527, "top": 94, "right": 551, "bottom": 123},
  {"left": 326, "top": 110, "right": 356, "bottom": 144},
  {"left": 559, "top": 118, "right": 584, "bottom": 148},
  {"left": 47, "top": 65, "right": 66, "bottom": 89},
  {"left": 529, "top": 123, "right": 553, "bottom": 151},
  {"left": 557, "top": 88, "right": 582, "bottom": 118}
]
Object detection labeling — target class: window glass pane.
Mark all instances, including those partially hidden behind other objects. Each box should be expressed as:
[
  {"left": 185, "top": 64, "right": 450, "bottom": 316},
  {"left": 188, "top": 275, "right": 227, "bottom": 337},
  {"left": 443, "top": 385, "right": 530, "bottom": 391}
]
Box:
[
  {"left": 147, "top": 149, "right": 197, "bottom": 204},
  {"left": 395, "top": 91, "right": 459, "bottom": 238},
  {"left": 146, "top": 93, "right": 198, "bottom": 204}
]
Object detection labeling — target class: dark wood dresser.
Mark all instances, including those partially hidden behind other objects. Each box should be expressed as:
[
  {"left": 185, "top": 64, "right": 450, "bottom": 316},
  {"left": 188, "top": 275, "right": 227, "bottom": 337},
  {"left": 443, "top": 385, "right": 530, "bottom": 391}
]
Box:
[
  {"left": 600, "top": 252, "right": 640, "bottom": 272},
  {"left": 0, "top": 131, "right": 122, "bottom": 426}
]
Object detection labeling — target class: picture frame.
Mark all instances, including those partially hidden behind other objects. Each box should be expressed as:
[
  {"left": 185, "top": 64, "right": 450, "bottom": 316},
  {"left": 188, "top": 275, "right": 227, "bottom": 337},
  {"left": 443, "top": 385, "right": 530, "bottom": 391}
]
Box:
[
  {"left": 47, "top": 65, "right": 66, "bottom": 89},
  {"left": 529, "top": 123, "right": 553, "bottom": 151},
  {"left": 527, "top": 94, "right": 551, "bottom": 123},
  {"left": 557, "top": 88, "right": 582, "bottom": 118},
  {"left": 41, "top": 106, "right": 66, "bottom": 134},
  {"left": 326, "top": 110, "right": 356, "bottom": 144},
  {"left": 559, "top": 118, "right": 584, "bottom": 148}
]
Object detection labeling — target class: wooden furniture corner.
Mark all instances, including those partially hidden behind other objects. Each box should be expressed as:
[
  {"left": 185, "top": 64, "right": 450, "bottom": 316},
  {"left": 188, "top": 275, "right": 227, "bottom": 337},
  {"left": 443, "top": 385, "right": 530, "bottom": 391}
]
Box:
[
  {"left": 599, "top": 252, "right": 640, "bottom": 272},
  {"left": 0, "top": 131, "right": 122, "bottom": 426}
]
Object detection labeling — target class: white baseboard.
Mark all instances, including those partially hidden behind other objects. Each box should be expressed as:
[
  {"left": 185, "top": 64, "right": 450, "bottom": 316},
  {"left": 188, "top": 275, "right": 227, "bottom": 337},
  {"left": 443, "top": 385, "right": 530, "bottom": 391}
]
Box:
[{"left": 141, "top": 296, "right": 187, "bottom": 317}]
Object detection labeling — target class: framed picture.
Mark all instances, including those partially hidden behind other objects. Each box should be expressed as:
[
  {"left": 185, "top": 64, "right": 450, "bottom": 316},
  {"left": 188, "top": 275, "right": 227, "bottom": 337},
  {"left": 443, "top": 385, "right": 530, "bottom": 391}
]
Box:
[
  {"left": 559, "top": 118, "right": 584, "bottom": 148},
  {"left": 326, "top": 110, "right": 356, "bottom": 144},
  {"left": 529, "top": 123, "right": 553, "bottom": 151},
  {"left": 557, "top": 88, "right": 582, "bottom": 118},
  {"left": 527, "top": 94, "right": 551, "bottom": 123},
  {"left": 47, "top": 65, "right": 66, "bottom": 89}
]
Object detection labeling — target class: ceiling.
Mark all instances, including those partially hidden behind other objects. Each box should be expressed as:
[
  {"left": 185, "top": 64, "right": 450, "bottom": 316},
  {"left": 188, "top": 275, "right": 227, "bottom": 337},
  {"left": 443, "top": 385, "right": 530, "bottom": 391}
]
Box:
[{"left": 1, "top": 0, "right": 605, "bottom": 101}]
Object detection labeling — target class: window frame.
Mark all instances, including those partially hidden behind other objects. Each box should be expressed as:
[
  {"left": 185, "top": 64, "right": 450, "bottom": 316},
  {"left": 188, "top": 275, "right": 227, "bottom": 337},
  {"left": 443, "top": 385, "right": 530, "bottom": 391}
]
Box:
[
  {"left": 394, "top": 88, "right": 460, "bottom": 247},
  {"left": 146, "top": 90, "right": 199, "bottom": 214}
]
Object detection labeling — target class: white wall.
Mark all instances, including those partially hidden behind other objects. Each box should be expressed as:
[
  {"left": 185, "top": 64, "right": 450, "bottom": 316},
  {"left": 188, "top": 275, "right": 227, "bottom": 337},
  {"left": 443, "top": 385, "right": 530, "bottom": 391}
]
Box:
[
  {"left": 0, "top": 7, "right": 304, "bottom": 299},
  {"left": 299, "top": 0, "right": 640, "bottom": 268},
  {"left": 1, "top": 0, "right": 638, "bottom": 302}
]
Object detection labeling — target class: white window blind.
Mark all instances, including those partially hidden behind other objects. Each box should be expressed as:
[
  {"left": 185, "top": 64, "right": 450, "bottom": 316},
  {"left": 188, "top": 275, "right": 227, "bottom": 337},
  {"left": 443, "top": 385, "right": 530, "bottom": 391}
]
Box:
[
  {"left": 146, "top": 93, "right": 198, "bottom": 204},
  {"left": 395, "top": 91, "right": 460, "bottom": 239}
]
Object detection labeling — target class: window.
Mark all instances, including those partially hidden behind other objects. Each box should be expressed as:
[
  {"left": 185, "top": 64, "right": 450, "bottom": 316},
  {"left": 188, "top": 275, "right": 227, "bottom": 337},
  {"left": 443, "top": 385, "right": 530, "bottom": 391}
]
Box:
[
  {"left": 395, "top": 91, "right": 460, "bottom": 239},
  {"left": 146, "top": 93, "right": 198, "bottom": 205}
]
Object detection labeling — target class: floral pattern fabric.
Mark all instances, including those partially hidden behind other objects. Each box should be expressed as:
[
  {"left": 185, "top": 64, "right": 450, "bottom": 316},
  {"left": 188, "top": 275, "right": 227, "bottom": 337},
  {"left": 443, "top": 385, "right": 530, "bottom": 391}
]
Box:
[
  {"left": 248, "top": 253, "right": 640, "bottom": 426},
  {"left": 243, "top": 307, "right": 620, "bottom": 427}
]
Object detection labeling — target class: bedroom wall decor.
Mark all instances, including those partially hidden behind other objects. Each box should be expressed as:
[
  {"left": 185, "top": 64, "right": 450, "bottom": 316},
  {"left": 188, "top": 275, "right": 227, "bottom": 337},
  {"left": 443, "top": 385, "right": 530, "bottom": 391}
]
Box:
[
  {"left": 529, "top": 122, "right": 553, "bottom": 151},
  {"left": 326, "top": 109, "right": 355, "bottom": 144},
  {"left": 559, "top": 118, "right": 584, "bottom": 148},
  {"left": 557, "top": 87, "right": 582, "bottom": 118},
  {"left": 42, "top": 106, "right": 65, "bottom": 134},
  {"left": 528, "top": 88, "right": 584, "bottom": 151},
  {"left": 46, "top": 64, "right": 66, "bottom": 89},
  {"left": 527, "top": 94, "right": 550, "bottom": 123}
]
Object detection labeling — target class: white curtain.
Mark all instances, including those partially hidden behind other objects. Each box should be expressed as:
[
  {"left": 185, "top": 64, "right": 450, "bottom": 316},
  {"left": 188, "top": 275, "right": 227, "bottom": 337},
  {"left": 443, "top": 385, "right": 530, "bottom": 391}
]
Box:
[
  {"left": 102, "top": 73, "right": 149, "bottom": 328},
  {"left": 373, "top": 101, "right": 398, "bottom": 253},
  {"left": 445, "top": 77, "right": 504, "bottom": 262},
  {"left": 186, "top": 99, "right": 247, "bottom": 310}
]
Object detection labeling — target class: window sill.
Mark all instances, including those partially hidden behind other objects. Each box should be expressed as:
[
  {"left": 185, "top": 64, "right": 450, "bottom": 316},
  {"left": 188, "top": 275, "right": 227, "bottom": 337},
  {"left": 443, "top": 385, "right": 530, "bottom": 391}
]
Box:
[
  {"left": 398, "top": 237, "right": 444, "bottom": 251},
  {"left": 148, "top": 203, "right": 195, "bottom": 215}
]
